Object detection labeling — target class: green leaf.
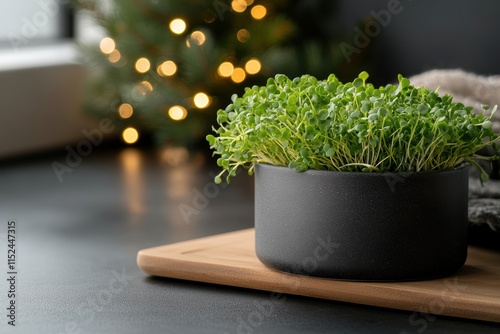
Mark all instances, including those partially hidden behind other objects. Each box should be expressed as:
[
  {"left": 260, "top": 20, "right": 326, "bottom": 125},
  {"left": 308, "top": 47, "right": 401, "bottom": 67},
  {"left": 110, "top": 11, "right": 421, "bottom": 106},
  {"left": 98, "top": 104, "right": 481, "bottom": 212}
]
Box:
[
  {"left": 417, "top": 104, "right": 429, "bottom": 114},
  {"left": 353, "top": 78, "right": 363, "bottom": 88},
  {"left": 368, "top": 114, "right": 378, "bottom": 122},
  {"left": 206, "top": 134, "right": 215, "bottom": 146},
  {"left": 398, "top": 74, "right": 410, "bottom": 88},
  {"left": 281, "top": 128, "right": 291, "bottom": 140},
  {"left": 482, "top": 121, "right": 493, "bottom": 129},
  {"left": 480, "top": 171, "right": 489, "bottom": 183},
  {"left": 318, "top": 110, "right": 329, "bottom": 120},
  {"left": 326, "top": 148, "right": 335, "bottom": 157},
  {"left": 378, "top": 108, "right": 388, "bottom": 117},
  {"left": 358, "top": 71, "right": 369, "bottom": 82}
]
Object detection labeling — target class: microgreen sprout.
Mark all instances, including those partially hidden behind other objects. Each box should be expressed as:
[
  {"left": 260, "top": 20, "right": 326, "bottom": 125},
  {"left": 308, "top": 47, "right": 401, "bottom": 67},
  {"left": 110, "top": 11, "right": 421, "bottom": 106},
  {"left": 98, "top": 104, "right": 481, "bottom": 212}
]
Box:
[{"left": 208, "top": 72, "right": 499, "bottom": 183}]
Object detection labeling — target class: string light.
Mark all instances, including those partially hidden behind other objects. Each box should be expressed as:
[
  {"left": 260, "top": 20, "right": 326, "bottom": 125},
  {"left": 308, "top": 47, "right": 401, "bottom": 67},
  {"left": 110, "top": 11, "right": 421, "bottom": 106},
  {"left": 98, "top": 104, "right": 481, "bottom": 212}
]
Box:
[
  {"left": 193, "top": 92, "right": 210, "bottom": 109},
  {"left": 231, "top": 0, "right": 247, "bottom": 13},
  {"left": 218, "top": 62, "right": 234, "bottom": 77},
  {"left": 122, "top": 127, "right": 139, "bottom": 144},
  {"left": 169, "top": 18, "right": 187, "bottom": 34},
  {"left": 190, "top": 31, "right": 206, "bottom": 45},
  {"left": 163, "top": 61, "right": 177, "bottom": 75},
  {"left": 231, "top": 67, "right": 246, "bottom": 83},
  {"left": 99, "top": 37, "right": 115, "bottom": 54},
  {"left": 135, "top": 58, "right": 150, "bottom": 73},
  {"left": 118, "top": 103, "right": 133, "bottom": 119},
  {"left": 168, "top": 106, "right": 188, "bottom": 121},
  {"left": 245, "top": 58, "right": 261, "bottom": 75},
  {"left": 139, "top": 80, "right": 153, "bottom": 92},
  {"left": 251, "top": 5, "right": 267, "bottom": 20},
  {"left": 157, "top": 60, "right": 177, "bottom": 76},
  {"left": 108, "top": 49, "right": 121, "bottom": 63},
  {"left": 236, "top": 29, "right": 250, "bottom": 43},
  {"left": 133, "top": 81, "right": 153, "bottom": 97}
]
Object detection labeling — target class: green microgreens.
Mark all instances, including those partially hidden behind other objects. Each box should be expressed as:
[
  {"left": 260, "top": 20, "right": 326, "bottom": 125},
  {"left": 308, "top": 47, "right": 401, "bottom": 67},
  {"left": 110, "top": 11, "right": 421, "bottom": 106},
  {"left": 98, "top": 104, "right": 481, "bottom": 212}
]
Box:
[{"left": 207, "top": 72, "right": 499, "bottom": 184}]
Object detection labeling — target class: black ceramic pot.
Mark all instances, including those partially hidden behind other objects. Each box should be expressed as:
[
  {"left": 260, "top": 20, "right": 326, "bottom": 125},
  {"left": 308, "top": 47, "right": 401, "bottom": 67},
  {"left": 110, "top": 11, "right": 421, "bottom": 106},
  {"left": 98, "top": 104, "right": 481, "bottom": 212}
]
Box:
[{"left": 254, "top": 163, "right": 469, "bottom": 281}]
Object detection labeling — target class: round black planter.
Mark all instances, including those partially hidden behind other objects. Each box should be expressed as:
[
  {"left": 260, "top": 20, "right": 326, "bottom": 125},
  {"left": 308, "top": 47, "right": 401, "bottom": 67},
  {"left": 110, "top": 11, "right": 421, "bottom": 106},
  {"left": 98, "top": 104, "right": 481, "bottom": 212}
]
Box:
[{"left": 254, "top": 163, "right": 469, "bottom": 281}]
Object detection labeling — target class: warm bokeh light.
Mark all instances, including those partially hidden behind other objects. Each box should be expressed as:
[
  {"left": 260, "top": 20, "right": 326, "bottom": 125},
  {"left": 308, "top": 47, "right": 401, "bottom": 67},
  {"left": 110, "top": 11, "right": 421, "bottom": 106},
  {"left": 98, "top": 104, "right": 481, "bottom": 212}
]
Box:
[
  {"left": 140, "top": 80, "right": 153, "bottom": 92},
  {"left": 218, "top": 62, "right": 234, "bottom": 77},
  {"left": 193, "top": 92, "right": 210, "bottom": 109},
  {"left": 236, "top": 29, "right": 250, "bottom": 43},
  {"left": 231, "top": 67, "right": 246, "bottom": 83},
  {"left": 190, "top": 30, "right": 206, "bottom": 45},
  {"left": 118, "top": 103, "right": 133, "bottom": 119},
  {"left": 244, "top": 0, "right": 254, "bottom": 5},
  {"left": 157, "top": 60, "right": 177, "bottom": 76},
  {"left": 120, "top": 148, "right": 144, "bottom": 220},
  {"left": 169, "top": 18, "right": 187, "bottom": 34},
  {"left": 135, "top": 57, "right": 150, "bottom": 73},
  {"left": 134, "top": 81, "right": 153, "bottom": 96},
  {"left": 160, "top": 146, "right": 190, "bottom": 167},
  {"left": 122, "top": 127, "right": 139, "bottom": 144},
  {"left": 231, "top": 0, "right": 247, "bottom": 13},
  {"left": 251, "top": 5, "right": 267, "bottom": 19},
  {"left": 108, "top": 49, "right": 121, "bottom": 63},
  {"left": 168, "top": 105, "right": 188, "bottom": 121},
  {"left": 245, "top": 58, "right": 261, "bottom": 75},
  {"left": 99, "top": 37, "right": 115, "bottom": 54}
]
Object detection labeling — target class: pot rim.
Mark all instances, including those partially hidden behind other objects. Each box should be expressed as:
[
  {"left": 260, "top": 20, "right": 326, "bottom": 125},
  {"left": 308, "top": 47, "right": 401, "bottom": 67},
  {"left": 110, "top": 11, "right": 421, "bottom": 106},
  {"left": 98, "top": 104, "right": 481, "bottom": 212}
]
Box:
[{"left": 256, "top": 162, "right": 469, "bottom": 178}]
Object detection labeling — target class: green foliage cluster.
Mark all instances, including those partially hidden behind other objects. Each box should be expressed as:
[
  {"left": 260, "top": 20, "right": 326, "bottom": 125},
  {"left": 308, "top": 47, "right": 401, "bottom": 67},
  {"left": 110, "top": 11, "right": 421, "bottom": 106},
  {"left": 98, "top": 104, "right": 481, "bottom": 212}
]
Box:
[{"left": 208, "top": 72, "right": 499, "bottom": 183}]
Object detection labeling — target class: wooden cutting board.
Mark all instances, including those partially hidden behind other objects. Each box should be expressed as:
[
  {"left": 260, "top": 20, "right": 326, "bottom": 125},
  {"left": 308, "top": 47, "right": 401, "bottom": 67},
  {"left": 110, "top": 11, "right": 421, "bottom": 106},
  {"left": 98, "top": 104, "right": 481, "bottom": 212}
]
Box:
[{"left": 137, "top": 228, "right": 500, "bottom": 323}]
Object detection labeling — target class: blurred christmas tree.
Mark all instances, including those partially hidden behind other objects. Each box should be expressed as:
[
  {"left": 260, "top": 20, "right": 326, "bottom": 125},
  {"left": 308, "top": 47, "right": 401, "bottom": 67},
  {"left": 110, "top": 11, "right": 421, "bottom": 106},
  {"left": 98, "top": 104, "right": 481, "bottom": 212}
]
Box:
[{"left": 76, "top": 0, "right": 351, "bottom": 147}]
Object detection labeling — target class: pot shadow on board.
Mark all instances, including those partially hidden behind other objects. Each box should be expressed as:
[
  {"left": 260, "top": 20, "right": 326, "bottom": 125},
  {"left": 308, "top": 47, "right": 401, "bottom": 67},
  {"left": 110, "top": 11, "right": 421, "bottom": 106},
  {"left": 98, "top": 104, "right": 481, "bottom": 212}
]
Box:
[{"left": 468, "top": 225, "right": 500, "bottom": 251}]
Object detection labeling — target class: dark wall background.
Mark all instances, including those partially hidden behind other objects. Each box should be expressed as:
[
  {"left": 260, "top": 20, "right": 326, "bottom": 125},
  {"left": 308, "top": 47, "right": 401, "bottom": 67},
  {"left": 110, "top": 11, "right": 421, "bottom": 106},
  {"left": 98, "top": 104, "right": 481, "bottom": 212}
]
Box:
[{"left": 291, "top": 0, "right": 500, "bottom": 85}]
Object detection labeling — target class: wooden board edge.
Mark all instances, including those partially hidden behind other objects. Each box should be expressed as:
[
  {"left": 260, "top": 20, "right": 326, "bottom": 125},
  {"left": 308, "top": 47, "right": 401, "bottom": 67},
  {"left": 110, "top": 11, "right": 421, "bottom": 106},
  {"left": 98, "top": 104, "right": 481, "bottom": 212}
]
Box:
[{"left": 136, "top": 246, "right": 500, "bottom": 323}]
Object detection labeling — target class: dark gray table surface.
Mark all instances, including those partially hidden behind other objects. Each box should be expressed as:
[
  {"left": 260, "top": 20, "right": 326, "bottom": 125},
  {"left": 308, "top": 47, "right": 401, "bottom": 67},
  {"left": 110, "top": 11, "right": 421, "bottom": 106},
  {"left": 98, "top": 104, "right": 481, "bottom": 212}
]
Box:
[{"left": 0, "top": 146, "right": 498, "bottom": 334}]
